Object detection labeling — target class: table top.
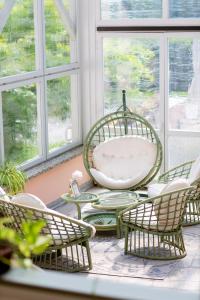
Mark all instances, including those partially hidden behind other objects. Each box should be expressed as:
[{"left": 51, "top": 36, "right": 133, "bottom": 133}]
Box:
[
  {"left": 61, "top": 192, "right": 99, "bottom": 204},
  {"left": 92, "top": 190, "right": 138, "bottom": 210}
]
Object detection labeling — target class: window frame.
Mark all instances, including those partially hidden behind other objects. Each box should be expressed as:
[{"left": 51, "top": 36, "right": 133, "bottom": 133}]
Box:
[
  {"left": 84, "top": 0, "right": 200, "bottom": 171},
  {"left": 0, "top": 0, "right": 81, "bottom": 170},
  {"left": 95, "top": 30, "right": 200, "bottom": 171},
  {"left": 97, "top": 0, "right": 200, "bottom": 26}
]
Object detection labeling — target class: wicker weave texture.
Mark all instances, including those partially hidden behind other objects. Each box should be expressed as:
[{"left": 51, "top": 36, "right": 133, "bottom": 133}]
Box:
[
  {"left": 83, "top": 110, "right": 162, "bottom": 190},
  {"left": 0, "top": 200, "right": 93, "bottom": 272},
  {"left": 158, "top": 161, "right": 200, "bottom": 226},
  {"left": 120, "top": 187, "right": 192, "bottom": 260}
]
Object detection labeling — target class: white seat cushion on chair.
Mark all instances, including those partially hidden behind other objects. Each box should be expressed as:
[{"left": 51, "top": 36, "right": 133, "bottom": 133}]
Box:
[
  {"left": 46, "top": 209, "right": 96, "bottom": 244},
  {"left": 12, "top": 193, "right": 47, "bottom": 210},
  {"left": 188, "top": 155, "right": 200, "bottom": 184},
  {"left": 160, "top": 178, "right": 190, "bottom": 195},
  {"left": 91, "top": 135, "right": 157, "bottom": 189},
  {"left": 153, "top": 178, "right": 190, "bottom": 231},
  {"left": 11, "top": 194, "right": 96, "bottom": 242},
  {"left": 0, "top": 186, "right": 10, "bottom": 202},
  {"left": 148, "top": 183, "right": 166, "bottom": 198},
  {"left": 148, "top": 155, "right": 200, "bottom": 197}
]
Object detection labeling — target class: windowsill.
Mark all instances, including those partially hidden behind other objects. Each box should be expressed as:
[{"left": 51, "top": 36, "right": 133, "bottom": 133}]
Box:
[
  {"left": 0, "top": 268, "right": 198, "bottom": 300},
  {"left": 25, "top": 146, "right": 83, "bottom": 179}
]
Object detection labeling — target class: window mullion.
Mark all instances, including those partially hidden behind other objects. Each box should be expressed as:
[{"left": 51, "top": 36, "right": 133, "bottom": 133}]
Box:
[
  {"left": 164, "top": 33, "right": 169, "bottom": 171},
  {"left": 35, "top": 0, "right": 48, "bottom": 160},
  {"left": 159, "top": 34, "right": 166, "bottom": 173},
  {"left": 70, "top": 72, "right": 81, "bottom": 143},
  {"left": 0, "top": 93, "right": 4, "bottom": 164},
  {"left": 163, "top": 0, "right": 169, "bottom": 20}
]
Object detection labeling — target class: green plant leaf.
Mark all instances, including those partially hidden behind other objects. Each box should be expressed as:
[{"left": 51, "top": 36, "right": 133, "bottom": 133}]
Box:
[{"left": 31, "top": 236, "right": 51, "bottom": 255}]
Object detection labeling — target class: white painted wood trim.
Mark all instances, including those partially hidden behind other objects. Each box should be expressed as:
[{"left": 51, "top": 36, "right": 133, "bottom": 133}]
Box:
[
  {"left": 0, "top": 0, "right": 15, "bottom": 33},
  {"left": 54, "top": 0, "right": 76, "bottom": 39}
]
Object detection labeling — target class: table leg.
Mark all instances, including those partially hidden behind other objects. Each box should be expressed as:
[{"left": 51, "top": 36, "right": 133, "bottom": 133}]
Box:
[
  {"left": 116, "top": 210, "right": 121, "bottom": 239},
  {"left": 74, "top": 203, "right": 82, "bottom": 219}
]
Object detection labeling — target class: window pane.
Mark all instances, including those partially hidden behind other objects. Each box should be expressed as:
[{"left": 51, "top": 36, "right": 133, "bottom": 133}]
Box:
[
  {"left": 0, "top": 1, "right": 5, "bottom": 9},
  {"left": 0, "top": 0, "right": 35, "bottom": 77},
  {"left": 103, "top": 37, "right": 160, "bottom": 128},
  {"left": 2, "top": 84, "right": 39, "bottom": 164},
  {"left": 101, "top": 0, "right": 162, "bottom": 19},
  {"left": 169, "top": 38, "right": 200, "bottom": 131},
  {"left": 45, "top": 0, "right": 73, "bottom": 68},
  {"left": 47, "top": 76, "right": 72, "bottom": 152},
  {"left": 168, "top": 135, "right": 200, "bottom": 168},
  {"left": 169, "top": 0, "right": 200, "bottom": 18}
]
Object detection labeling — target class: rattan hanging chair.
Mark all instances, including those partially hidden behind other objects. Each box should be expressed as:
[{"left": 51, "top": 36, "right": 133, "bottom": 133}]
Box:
[{"left": 83, "top": 90, "right": 163, "bottom": 190}]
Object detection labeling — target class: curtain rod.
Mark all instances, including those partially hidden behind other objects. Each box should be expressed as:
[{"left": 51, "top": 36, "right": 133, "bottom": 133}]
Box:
[{"left": 97, "top": 26, "right": 200, "bottom": 32}]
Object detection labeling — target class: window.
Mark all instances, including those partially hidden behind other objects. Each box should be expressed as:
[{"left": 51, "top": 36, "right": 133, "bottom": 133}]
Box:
[
  {"left": 95, "top": 0, "right": 200, "bottom": 170},
  {"left": 101, "top": 0, "right": 162, "bottom": 19},
  {"left": 47, "top": 74, "right": 79, "bottom": 152},
  {"left": 2, "top": 83, "right": 39, "bottom": 164},
  {"left": 103, "top": 36, "right": 160, "bottom": 129},
  {"left": 0, "top": 0, "right": 35, "bottom": 77},
  {"left": 0, "top": 0, "right": 80, "bottom": 168},
  {"left": 100, "top": 0, "right": 200, "bottom": 20},
  {"left": 45, "top": 0, "right": 74, "bottom": 68},
  {"left": 169, "top": 0, "right": 200, "bottom": 18}
]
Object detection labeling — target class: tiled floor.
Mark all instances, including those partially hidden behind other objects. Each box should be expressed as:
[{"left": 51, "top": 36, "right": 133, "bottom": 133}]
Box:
[{"left": 55, "top": 187, "right": 200, "bottom": 294}]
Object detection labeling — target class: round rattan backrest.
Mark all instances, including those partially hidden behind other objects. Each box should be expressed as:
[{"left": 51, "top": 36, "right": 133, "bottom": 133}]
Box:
[{"left": 83, "top": 110, "right": 163, "bottom": 190}]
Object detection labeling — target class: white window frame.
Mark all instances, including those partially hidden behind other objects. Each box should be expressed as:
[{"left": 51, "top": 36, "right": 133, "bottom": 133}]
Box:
[
  {"left": 97, "top": 0, "right": 200, "bottom": 26},
  {"left": 0, "top": 0, "right": 81, "bottom": 170},
  {"left": 95, "top": 31, "right": 166, "bottom": 172},
  {"left": 79, "top": 0, "right": 200, "bottom": 172},
  {"left": 164, "top": 31, "right": 200, "bottom": 169},
  {"left": 95, "top": 31, "right": 200, "bottom": 171}
]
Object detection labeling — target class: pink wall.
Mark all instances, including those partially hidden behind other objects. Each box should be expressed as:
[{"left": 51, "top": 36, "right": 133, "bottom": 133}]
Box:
[{"left": 24, "top": 155, "right": 90, "bottom": 205}]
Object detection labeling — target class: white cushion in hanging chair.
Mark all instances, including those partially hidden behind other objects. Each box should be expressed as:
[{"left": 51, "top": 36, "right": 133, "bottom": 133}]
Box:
[{"left": 90, "top": 135, "right": 157, "bottom": 189}]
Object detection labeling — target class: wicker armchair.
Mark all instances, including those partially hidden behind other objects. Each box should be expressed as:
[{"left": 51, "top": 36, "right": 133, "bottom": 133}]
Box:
[
  {"left": 83, "top": 91, "right": 162, "bottom": 190},
  {"left": 0, "top": 198, "right": 95, "bottom": 272},
  {"left": 119, "top": 187, "right": 192, "bottom": 260},
  {"left": 157, "top": 161, "right": 200, "bottom": 226}
]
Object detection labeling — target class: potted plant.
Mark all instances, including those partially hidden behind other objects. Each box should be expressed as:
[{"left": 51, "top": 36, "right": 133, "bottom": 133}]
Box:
[
  {"left": 0, "top": 162, "right": 26, "bottom": 195},
  {"left": 0, "top": 217, "right": 51, "bottom": 275}
]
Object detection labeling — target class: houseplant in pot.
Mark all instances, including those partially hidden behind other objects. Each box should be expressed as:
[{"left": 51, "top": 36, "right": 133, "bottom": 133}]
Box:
[
  {"left": 0, "top": 161, "right": 26, "bottom": 196},
  {"left": 0, "top": 217, "right": 51, "bottom": 275}
]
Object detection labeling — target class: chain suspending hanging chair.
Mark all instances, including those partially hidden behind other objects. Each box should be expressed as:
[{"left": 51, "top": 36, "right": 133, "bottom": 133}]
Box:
[{"left": 83, "top": 90, "right": 163, "bottom": 190}]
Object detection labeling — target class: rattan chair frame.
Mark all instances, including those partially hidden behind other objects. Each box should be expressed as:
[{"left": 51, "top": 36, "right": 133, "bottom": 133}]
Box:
[
  {"left": 0, "top": 199, "right": 94, "bottom": 272},
  {"left": 158, "top": 161, "right": 200, "bottom": 226},
  {"left": 83, "top": 110, "right": 163, "bottom": 190},
  {"left": 119, "top": 187, "right": 192, "bottom": 260}
]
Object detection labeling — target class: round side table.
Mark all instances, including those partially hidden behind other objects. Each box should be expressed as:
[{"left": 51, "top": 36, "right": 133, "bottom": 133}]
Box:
[
  {"left": 61, "top": 192, "right": 99, "bottom": 219},
  {"left": 83, "top": 190, "right": 138, "bottom": 238}
]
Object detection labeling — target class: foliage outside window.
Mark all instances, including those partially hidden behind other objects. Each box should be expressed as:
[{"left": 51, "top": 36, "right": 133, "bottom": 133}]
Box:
[
  {"left": 101, "top": 0, "right": 200, "bottom": 20},
  {"left": 100, "top": 1, "right": 200, "bottom": 169},
  {"left": 0, "top": 0, "right": 79, "bottom": 167}
]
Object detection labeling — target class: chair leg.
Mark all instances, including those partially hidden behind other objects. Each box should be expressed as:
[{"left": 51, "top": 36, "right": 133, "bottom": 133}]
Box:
[
  {"left": 124, "top": 226, "right": 129, "bottom": 255},
  {"left": 124, "top": 226, "right": 186, "bottom": 260},
  {"left": 82, "top": 240, "right": 92, "bottom": 270}
]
